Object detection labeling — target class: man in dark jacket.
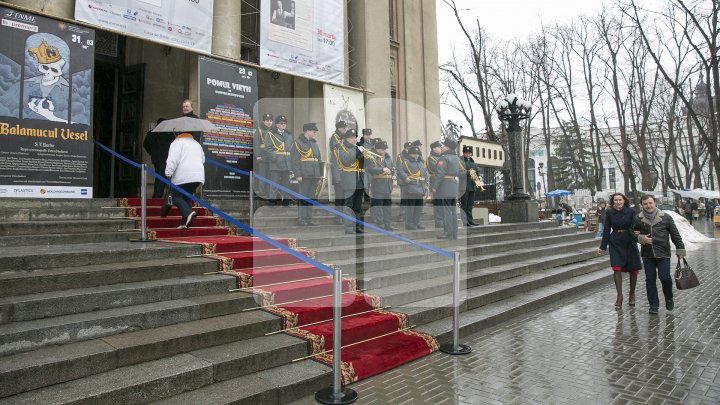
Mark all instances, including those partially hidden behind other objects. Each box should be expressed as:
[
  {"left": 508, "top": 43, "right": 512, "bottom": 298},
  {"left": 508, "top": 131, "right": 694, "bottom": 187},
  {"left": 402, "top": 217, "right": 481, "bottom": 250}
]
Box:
[
  {"left": 143, "top": 118, "right": 174, "bottom": 198},
  {"left": 431, "top": 139, "right": 462, "bottom": 240},
  {"left": 634, "top": 195, "right": 686, "bottom": 314},
  {"left": 460, "top": 145, "right": 481, "bottom": 226},
  {"left": 291, "top": 123, "right": 322, "bottom": 226}
]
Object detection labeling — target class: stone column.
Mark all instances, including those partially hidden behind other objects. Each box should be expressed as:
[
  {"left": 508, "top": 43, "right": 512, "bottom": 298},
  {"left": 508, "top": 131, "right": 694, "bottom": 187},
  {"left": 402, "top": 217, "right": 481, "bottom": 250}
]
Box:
[{"left": 211, "top": 0, "right": 242, "bottom": 60}]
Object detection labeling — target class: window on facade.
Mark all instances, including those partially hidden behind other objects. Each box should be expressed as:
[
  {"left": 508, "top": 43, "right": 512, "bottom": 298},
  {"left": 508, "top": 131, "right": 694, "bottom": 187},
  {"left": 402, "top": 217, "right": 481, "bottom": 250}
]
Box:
[
  {"left": 494, "top": 150, "right": 497, "bottom": 160},
  {"left": 609, "top": 168, "right": 616, "bottom": 189},
  {"left": 499, "top": 151, "right": 503, "bottom": 160},
  {"left": 482, "top": 148, "right": 486, "bottom": 158},
  {"left": 476, "top": 147, "right": 480, "bottom": 156}
]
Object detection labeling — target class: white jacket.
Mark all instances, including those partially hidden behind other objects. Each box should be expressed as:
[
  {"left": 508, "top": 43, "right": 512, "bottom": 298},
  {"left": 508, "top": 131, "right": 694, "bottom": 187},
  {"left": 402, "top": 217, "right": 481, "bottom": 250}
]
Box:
[{"left": 165, "top": 134, "right": 205, "bottom": 185}]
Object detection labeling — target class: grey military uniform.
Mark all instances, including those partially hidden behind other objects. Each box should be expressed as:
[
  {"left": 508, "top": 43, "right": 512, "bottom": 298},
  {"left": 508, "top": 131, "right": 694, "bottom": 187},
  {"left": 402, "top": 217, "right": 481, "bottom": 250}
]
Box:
[
  {"left": 291, "top": 133, "right": 322, "bottom": 223},
  {"left": 366, "top": 154, "right": 394, "bottom": 228},
  {"left": 427, "top": 152, "right": 443, "bottom": 227},
  {"left": 253, "top": 125, "right": 272, "bottom": 198},
  {"left": 398, "top": 155, "right": 428, "bottom": 228},
  {"left": 431, "top": 150, "right": 462, "bottom": 239},
  {"left": 334, "top": 141, "right": 365, "bottom": 232},
  {"left": 266, "top": 128, "right": 293, "bottom": 202}
]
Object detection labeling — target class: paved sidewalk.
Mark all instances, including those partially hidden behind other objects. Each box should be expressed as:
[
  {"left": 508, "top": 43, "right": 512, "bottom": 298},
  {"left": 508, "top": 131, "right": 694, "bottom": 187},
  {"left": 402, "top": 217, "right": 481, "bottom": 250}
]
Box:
[{"left": 293, "top": 226, "right": 719, "bottom": 404}]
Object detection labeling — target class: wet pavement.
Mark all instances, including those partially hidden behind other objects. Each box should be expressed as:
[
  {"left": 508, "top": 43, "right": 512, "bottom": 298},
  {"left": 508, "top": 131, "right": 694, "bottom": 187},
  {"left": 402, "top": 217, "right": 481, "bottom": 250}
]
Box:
[{"left": 292, "top": 220, "right": 720, "bottom": 404}]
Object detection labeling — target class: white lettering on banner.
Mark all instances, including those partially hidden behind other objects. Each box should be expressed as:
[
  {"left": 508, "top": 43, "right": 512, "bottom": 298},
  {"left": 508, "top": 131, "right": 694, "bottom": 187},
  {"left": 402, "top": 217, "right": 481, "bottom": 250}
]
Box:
[{"left": 1, "top": 19, "right": 38, "bottom": 32}]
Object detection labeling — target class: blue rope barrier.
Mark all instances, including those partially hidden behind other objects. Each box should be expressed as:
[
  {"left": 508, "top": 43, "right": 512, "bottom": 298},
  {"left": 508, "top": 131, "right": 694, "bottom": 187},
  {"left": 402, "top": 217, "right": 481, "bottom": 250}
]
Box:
[
  {"left": 206, "top": 158, "right": 455, "bottom": 259},
  {"left": 94, "top": 141, "right": 335, "bottom": 275}
]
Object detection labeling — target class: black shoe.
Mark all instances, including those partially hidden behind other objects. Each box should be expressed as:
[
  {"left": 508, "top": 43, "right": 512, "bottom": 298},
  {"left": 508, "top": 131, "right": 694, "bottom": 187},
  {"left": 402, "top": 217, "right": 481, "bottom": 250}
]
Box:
[
  {"left": 160, "top": 204, "right": 172, "bottom": 218},
  {"left": 465, "top": 222, "right": 476, "bottom": 227},
  {"left": 415, "top": 224, "right": 426, "bottom": 230},
  {"left": 649, "top": 307, "right": 659, "bottom": 314},
  {"left": 355, "top": 228, "right": 365, "bottom": 234},
  {"left": 666, "top": 299, "right": 674, "bottom": 310},
  {"left": 469, "top": 221, "right": 481, "bottom": 226}
]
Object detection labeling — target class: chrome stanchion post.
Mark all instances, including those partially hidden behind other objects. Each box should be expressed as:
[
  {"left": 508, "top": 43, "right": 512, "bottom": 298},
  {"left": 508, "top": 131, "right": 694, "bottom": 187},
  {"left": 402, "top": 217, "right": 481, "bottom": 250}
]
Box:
[
  {"left": 315, "top": 267, "right": 358, "bottom": 404},
  {"left": 440, "top": 251, "right": 471, "bottom": 355},
  {"left": 249, "top": 171, "right": 255, "bottom": 230},
  {"left": 132, "top": 164, "right": 155, "bottom": 243}
]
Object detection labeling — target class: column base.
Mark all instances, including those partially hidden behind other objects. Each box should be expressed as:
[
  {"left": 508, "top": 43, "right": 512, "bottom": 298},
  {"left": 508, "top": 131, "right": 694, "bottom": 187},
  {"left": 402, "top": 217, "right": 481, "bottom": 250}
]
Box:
[{"left": 501, "top": 200, "right": 539, "bottom": 223}]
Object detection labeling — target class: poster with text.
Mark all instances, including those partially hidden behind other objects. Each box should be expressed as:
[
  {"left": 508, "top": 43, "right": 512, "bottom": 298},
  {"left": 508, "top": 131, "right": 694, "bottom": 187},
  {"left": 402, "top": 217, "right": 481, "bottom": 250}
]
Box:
[
  {"left": 0, "top": 7, "right": 95, "bottom": 199},
  {"left": 75, "top": 0, "right": 213, "bottom": 53},
  {"left": 199, "top": 56, "right": 257, "bottom": 199},
  {"left": 260, "top": 0, "right": 345, "bottom": 85}
]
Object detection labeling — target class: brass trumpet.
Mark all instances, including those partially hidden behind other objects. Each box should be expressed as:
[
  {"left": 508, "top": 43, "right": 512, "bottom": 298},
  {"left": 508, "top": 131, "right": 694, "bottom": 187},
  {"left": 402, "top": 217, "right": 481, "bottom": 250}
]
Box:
[
  {"left": 358, "top": 145, "right": 383, "bottom": 163},
  {"left": 470, "top": 170, "right": 486, "bottom": 192}
]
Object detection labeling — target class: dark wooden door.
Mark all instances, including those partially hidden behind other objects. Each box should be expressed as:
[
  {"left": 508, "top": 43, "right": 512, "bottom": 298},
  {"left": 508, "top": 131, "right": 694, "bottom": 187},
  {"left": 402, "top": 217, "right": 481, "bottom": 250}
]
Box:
[{"left": 115, "top": 64, "right": 145, "bottom": 197}]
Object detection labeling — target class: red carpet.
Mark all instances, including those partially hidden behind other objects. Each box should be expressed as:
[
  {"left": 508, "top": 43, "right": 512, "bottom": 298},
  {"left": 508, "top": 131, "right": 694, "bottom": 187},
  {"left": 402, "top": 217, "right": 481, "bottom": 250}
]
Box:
[{"left": 120, "top": 198, "right": 439, "bottom": 385}]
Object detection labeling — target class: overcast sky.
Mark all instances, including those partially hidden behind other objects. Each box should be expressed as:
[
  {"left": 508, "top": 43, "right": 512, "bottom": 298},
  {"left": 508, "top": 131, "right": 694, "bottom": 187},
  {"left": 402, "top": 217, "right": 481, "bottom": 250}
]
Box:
[{"left": 435, "top": 0, "right": 612, "bottom": 128}]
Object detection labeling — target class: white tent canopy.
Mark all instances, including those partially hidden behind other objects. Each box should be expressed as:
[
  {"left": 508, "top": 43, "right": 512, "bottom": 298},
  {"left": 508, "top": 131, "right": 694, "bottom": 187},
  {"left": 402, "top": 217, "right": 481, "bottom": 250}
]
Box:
[{"left": 669, "top": 188, "right": 720, "bottom": 200}]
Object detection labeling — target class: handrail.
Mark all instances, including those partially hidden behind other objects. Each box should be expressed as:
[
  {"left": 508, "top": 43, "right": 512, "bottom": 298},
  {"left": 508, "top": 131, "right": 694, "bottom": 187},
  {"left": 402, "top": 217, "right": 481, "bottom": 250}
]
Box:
[{"left": 206, "top": 158, "right": 455, "bottom": 259}]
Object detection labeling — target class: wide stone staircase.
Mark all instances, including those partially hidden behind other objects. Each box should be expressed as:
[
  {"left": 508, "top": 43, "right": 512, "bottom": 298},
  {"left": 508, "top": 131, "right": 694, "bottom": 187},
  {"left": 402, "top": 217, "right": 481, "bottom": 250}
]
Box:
[{"left": 0, "top": 198, "right": 608, "bottom": 404}]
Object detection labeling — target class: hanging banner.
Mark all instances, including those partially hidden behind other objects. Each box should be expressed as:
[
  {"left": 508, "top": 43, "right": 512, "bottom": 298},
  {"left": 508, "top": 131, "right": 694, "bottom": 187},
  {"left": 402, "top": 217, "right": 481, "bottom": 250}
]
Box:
[
  {"left": 198, "top": 56, "right": 257, "bottom": 199},
  {"left": 260, "top": 0, "right": 345, "bottom": 85},
  {"left": 75, "top": 0, "right": 213, "bottom": 53},
  {"left": 0, "top": 7, "right": 95, "bottom": 199}
]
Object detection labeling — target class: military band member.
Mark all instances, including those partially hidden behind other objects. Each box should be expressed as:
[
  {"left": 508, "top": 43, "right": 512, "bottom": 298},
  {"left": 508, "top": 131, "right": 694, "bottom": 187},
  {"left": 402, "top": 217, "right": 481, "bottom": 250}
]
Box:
[
  {"left": 461, "top": 145, "right": 481, "bottom": 226},
  {"left": 291, "top": 123, "right": 322, "bottom": 226},
  {"left": 431, "top": 139, "right": 462, "bottom": 240},
  {"left": 334, "top": 129, "right": 365, "bottom": 234},
  {"left": 427, "top": 140, "right": 443, "bottom": 228},
  {"left": 330, "top": 121, "right": 348, "bottom": 221},
  {"left": 366, "top": 140, "right": 396, "bottom": 231},
  {"left": 396, "top": 141, "right": 412, "bottom": 221},
  {"left": 359, "top": 128, "right": 375, "bottom": 149},
  {"left": 267, "top": 115, "right": 294, "bottom": 206},
  {"left": 398, "top": 146, "right": 428, "bottom": 230},
  {"left": 253, "top": 113, "right": 274, "bottom": 199}
]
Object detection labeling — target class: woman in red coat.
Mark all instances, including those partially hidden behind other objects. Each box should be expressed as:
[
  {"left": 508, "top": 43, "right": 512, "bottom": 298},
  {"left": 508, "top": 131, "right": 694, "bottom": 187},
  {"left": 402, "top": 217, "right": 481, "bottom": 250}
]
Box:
[{"left": 597, "top": 193, "right": 642, "bottom": 307}]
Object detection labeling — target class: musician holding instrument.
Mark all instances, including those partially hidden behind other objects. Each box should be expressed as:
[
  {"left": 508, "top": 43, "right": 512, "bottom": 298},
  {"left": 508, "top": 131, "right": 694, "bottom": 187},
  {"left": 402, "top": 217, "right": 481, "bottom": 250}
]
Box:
[
  {"left": 431, "top": 139, "right": 462, "bottom": 240},
  {"left": 460, "top": 145, "right": 481, "bottom": 226},
  {"left": 427, "top": 140, "right": 444, "bottom": 229},
  {"left": 334, "top": 129, "right": 366, "bottom": 234},
  {"left": 398, "top": 145, "right": 428, "bottom": 230},
  {"left": 366, "top": 140, "right": 396, "bottom": 231},
  {"left": 395, "top": 142, "right": 412, "bottom": 222},
  {"left": 253, "top": 113, "right": 275, "bottom": 199},
  {"left": 267, "top": 115, "right": 294, "bottom": 206},
  {"left": 329, "top": 121, "right": 348, "bottom": 222},
  {"left": 291, "top": 123, "right": 322, "bottom": 226}
]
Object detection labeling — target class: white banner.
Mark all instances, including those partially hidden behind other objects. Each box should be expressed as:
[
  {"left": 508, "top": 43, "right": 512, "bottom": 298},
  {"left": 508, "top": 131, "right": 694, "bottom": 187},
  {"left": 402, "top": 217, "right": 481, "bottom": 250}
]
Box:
[
  {"left": 0, "top": 185, "right": 92, "bottom": 199},
  {"left": 260, "top": 0, "right": 345, "bottom": 85},
  {"left": 75, "top": 0, "right": 214, "bottom": 53}
]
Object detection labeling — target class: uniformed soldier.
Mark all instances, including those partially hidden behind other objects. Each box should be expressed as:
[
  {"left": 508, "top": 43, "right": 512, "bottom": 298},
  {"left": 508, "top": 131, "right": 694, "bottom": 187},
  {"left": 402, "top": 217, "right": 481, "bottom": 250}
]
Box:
[
  {"left": 426, "top": 140, "right": 443, "bottom": 228},
  {"left": 366, "top": 140, "right": 396, "bottom": 231},
  {"left": 334, "top": 129, "right": 365, "bottom": 234},
  {"left": 396, "top": 141, "right": 412, "bottom": 221},
  {"left": 329, "top": 121, "right": 348, "bottom": 221},
  {"left": 398, "top": 145, "right": 428, "bottom": 230},
  {"left": 431, "top": 139, "right": 462, "bottom": 240},
  {"left": 359, "top": 128, "right": 375, "bottom": 149},
  {"left": 411, "top": 139, "right": 425, "bottom": 165},
  {"left": 461, "top": 145, "right": 481, "bottom": 226},
  {"left": 266, "top": 115, "right": 294, "bottom": 206},
  {"left": 253, "top": 113, "right": 274, "bottom": 199},
  {"left": 291, "top": 123, "right": 322, "bottom": 226}
]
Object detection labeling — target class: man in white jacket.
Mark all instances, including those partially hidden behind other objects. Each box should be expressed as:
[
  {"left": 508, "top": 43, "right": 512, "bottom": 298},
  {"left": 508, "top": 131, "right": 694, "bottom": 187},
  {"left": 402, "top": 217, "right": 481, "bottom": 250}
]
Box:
[{"left": 165, "top": 132, "right": 205, "bottom": 229}]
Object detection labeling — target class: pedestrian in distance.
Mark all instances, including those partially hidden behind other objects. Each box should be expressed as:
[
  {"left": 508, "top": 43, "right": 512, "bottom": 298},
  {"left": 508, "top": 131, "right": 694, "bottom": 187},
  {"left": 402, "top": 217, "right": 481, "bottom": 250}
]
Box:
[
  {"left": 597, "top": 192, "right": 642, "bottom": 308},
  {"left": 143, "top": 118, "right": 174, "bottom": 198},
  {"left": 633, "top": 195, "right": 686, "bottom": 314},
  {"left": 165, "top": 132, "right": 205, "bottom": 230},
  {"left": 595, "top": 199, "right": 607, "bottom": 239}
]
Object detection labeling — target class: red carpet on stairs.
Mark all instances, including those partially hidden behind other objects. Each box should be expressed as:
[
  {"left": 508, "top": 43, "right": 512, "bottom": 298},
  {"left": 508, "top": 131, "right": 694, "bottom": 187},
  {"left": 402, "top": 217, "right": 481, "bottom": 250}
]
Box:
[{"left": 119, "top": 198, "right": 439, "bottom": 385}]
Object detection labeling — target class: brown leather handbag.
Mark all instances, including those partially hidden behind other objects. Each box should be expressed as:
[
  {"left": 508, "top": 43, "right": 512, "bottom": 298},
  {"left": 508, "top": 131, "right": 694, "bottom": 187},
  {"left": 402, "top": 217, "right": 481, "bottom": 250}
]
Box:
[{"left": 675, "top": 258, "right": 700, "bottom": 290}]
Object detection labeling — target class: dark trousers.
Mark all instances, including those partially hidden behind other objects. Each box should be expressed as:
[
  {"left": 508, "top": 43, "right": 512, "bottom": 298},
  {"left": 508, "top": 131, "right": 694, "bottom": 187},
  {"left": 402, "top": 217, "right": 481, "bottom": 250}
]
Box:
[
  {"left": 460, "top": 190, "right": 475, "bottom": 225},
  {"left": 440, "top": 198, "right": 458, "bottom": 239},
  {"left": 685, "top": 212, "right": 693, "bottom": 224},
  {"left": 171, "top": 182, "right": 200, "bottom": 225},
  {"left": 297, "top": 177, "right": 318, "bottom": 222},
  {"left": 269, "top": 170, "right": 290, "bottom": 204},
  {"left": 371, "top": 194, "right": 392, "bottom": 227},
  {"left": 643, "top": 257, "right": 673, "bottom": 309},
  {"left": 253, "top": 160, "right": 269, "bottom": 199},
  {"left": 151, "top": 163, "right": 167, "bottom": 198},
  {"left": 404, "top": 194, "right": 423, "bottom": 227},
  {"left": 433, "top": 198, "right": 442, "bottom": 226},
  {"left": 398, "top": 186, "right": 407, "bottom": 219},
  {"left": 343, "top": 188, "right": 364, "bottom": 232}
]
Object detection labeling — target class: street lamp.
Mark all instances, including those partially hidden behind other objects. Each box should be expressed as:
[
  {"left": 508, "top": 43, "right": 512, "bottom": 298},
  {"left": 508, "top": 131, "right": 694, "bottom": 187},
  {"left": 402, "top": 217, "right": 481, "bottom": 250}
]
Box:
[
  {"left": 538, "top": 162, "right": 547, "bottom": 208},
  {"left": 496, "top": 94, "right": 532, "bottom": 200}
]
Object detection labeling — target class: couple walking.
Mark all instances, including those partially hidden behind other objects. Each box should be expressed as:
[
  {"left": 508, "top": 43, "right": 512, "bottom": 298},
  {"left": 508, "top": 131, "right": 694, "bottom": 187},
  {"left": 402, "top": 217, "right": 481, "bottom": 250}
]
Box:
[{"left": 597, "top": 193, "right": 686, "bottom": 315}]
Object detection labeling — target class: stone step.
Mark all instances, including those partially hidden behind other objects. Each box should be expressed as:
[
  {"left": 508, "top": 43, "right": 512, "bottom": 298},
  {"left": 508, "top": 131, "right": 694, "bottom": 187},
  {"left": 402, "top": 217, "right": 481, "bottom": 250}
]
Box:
[
  {"left": 0, "top": 198, "right": 117, "bottom": 209},
  {"left": 0, "top": 257, "right": 219, "bottom": 297},
  {"left": 0, "top": 207, "right": 129, "bottom": 222},
  {"left": 0, "top": 292, "right": 258, "bottom": 357},
  {"left": 416, "top": 269, "right": 609, "bottom": 343},
  {"left": 0, "top": 219, "right": 135, "bottom": 236},
  {"left": 399, "top": 258, "right": 608, "bottom": 327},
  {"left": 0, "top": 241, "right": 200, "bottom": 271},
  {"left": 0, "top": 309, "right": 287, "bottom": 398},
  {"left": 0, "top": 274, "right": 237, "bottom": 324},
  {"left": 153, "top": 360, "right": 331, "bottom": 405},
  {"left": 0, "top": 231, "right": 141, "bottom": 248}
]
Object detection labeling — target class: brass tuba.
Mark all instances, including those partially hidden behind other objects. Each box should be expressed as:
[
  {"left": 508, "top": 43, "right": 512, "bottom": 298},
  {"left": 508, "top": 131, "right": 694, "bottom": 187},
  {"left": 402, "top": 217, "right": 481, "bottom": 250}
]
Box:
[{"left": 470, "top": 170, "right": 486, "bottom": 192}]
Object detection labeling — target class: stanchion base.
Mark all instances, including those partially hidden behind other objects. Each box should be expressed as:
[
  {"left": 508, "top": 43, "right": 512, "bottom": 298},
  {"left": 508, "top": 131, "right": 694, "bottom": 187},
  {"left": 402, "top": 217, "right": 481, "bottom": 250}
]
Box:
[
  {"left": 314, "top": 387, "right": 358, "bottom": 405},
  {"left": 130, "top": 239, "right": 157, "bottom": 243},
  {"left": 439, "top": 343, "right": 472, "bottom": 355}
]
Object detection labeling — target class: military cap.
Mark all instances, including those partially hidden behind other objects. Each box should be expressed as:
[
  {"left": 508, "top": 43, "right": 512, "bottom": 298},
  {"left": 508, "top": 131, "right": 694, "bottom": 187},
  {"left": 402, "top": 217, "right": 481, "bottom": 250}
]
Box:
[
  {"left": 341, "top": 128, "right": 357, "bottom": 139},
  {"left": 275, "top": 115, "right": 287, "bottom": 124},
  {"left": 362, "top": 128, "right": 373, "bottom": 135},
  {"left": 462, "top": 145, "right": 473, "bottom": 153},
  {"left": 408, "top": 146, "right": 421, "bottom": 155},
  {"left": 374, "top": 140, "right": 388, "bottom": 150},
  {"left": 335, "top": 121, "right": 348, "bottom": 129},
  {"left": 430, "top": 141, "right": 442, "bottom": 149},
  {"left": 443, "top": 138, "right": 458, "bottom": 149},
  {"left": 412, "top": 140, "right": 423, "bottom": 146},
  {"left": 262, "top": 113, "right": 273, "bottom": 121},
  {"left": 303, "top": 122, "right": 319, "bottom": 132},
  {"left": 403, "top": 141, "right": 412, "bottom": 149}
]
